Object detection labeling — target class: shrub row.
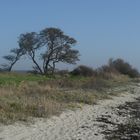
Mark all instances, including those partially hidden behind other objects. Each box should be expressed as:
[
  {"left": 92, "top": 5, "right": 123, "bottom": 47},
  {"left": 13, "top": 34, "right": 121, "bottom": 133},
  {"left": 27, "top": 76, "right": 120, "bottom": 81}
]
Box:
[{"left": 70, "top": 58, "right": 139, "bottom": 78}]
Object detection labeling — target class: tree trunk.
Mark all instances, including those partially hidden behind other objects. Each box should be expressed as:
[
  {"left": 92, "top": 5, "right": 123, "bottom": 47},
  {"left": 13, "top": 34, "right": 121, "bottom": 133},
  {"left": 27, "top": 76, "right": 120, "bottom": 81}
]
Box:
[
  {"left": 32, "top": 58, "right": 43, "bottom": 74},
  {"left": 30, "top": 51, "right": 43, "bottom": 74},
  {"left": 52, "top": 62, "right": 55, "bottom": 75},
  {"left": 8, "top": 59, "right": 18, "bottom": 72}
]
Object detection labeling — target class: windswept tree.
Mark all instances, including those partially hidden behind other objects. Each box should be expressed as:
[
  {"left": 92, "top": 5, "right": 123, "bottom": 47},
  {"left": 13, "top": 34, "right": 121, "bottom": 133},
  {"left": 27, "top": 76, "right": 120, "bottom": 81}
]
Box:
[
  {"left": 18, "top": 27, "right": 80, "bottom": 75},
  {"left": 40, "top": 27, "right": 79, "bottom": 74},
  {"left": 2, "top": 48, "right": 24, "bottom": 71}
]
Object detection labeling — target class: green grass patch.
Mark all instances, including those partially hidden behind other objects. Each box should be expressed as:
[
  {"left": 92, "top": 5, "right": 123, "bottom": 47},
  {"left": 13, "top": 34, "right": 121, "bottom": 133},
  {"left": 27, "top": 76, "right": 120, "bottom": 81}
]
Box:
[{"left": 0, "top": 72, "right": 48, "bottom": 86}]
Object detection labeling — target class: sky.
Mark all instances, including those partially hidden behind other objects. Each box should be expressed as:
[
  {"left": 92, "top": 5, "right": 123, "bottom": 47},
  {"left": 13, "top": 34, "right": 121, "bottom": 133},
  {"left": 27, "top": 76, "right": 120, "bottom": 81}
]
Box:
[{"left": 0, "top": 0, "right": 140, "bottom": 70}]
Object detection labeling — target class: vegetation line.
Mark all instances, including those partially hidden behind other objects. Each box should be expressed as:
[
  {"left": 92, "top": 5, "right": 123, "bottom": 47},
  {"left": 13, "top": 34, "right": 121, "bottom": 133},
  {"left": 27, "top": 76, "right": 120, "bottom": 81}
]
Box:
[{"left": 0, "top": 70, "right": 138, "bottom": 124}]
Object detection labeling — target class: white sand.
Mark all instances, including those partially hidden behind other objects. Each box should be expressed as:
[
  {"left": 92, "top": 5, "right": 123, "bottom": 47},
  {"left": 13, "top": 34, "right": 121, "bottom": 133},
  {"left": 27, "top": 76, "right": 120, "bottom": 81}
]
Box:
[{"left": 0, "top": 85, "right": 140, "bottom": 140}]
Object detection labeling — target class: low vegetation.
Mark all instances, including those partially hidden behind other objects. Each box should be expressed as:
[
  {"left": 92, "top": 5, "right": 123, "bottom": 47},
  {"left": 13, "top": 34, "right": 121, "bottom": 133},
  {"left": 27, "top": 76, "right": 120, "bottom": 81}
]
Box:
[
  {"left": 0, "top": 67, "right": 135, "bottom": 124},
  {"left": 0, "top": 57, "right": 139, "bottom": 124},
  {"left": 71, "top": 58, "right": 139, "bottom": 78}
]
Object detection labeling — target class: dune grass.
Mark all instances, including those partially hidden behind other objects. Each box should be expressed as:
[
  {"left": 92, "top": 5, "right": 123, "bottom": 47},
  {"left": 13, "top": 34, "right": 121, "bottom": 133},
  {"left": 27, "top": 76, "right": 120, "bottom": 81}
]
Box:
[{"left": 0, "top": 72, "right": 133, "bottom": 124}]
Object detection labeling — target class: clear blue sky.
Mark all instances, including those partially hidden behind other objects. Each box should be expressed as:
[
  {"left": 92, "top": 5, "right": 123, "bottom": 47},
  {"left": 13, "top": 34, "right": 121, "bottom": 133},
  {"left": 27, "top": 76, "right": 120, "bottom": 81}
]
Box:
[{"left": 0, "top": 0, "right": 140, "bottom": 70}]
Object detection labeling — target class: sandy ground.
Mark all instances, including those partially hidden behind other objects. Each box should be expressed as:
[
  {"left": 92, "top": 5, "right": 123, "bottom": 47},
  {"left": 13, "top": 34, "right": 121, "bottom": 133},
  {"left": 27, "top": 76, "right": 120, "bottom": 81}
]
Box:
[{"left": 0, "top": 84, "right": 140, "bottom": 140}]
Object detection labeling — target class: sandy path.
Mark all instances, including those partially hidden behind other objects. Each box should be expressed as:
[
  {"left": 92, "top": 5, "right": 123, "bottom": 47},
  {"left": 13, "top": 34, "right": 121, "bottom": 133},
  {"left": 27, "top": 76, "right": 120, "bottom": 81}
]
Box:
[{"left": 0, "top": 85, "right": 140, "bottom": 140}]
